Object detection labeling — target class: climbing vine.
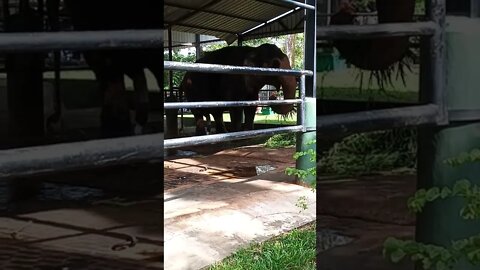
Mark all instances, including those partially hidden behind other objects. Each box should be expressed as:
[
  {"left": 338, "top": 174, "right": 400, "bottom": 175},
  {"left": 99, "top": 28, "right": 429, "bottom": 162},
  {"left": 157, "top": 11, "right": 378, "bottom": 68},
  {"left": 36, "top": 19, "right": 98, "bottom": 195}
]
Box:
[
  {"left": 384, "top": 149, "right": 480, "bottom": 269},
  {"left": 284, "top": 139, "right": 316, "bottom": 212},
  {"left": 285, "top": 139, "right": 317, "bottom": 189}
]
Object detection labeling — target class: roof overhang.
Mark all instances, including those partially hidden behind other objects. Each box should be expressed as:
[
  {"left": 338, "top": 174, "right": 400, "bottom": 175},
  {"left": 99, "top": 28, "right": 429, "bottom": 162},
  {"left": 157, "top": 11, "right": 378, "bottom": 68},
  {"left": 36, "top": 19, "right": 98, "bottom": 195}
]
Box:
[{"left": 164, "top": 0, "right": 309, "bottom": 45}]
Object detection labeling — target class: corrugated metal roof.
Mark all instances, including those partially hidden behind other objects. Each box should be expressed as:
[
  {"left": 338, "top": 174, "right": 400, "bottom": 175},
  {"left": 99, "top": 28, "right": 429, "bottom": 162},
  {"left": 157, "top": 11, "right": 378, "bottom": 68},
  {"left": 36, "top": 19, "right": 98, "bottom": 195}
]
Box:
[
  {"left": 164, "top": 0, "right": 308, "bottom": 44},
  {"left": 164, "top": 30, "right": 219, "bottom": 48}
]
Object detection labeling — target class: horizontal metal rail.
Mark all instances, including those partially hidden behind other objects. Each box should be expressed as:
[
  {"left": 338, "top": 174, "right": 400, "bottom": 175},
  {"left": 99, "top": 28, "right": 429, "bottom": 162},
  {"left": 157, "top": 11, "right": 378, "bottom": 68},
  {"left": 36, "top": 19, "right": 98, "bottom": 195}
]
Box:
[
  {"left": 0, "top": 29, "right": 163, "bottom": 52},
  {"left": 317, "top": 21, "right": 438, "bottom": 40},
  {"left": 317, "top": 104, "right": 441, "bottom": 137},
  {"left": 164, "top": 61, "right": 313, "bottom": 76},
  {"left": 0, "top": 133, "right": 164, "bottom": 179},
  {"left": 164, "top": 63, "right": 309, "bottom": 149},
  {"left": 164, "top": 99, "right": 301, "bottom": 109},
  {"left": 275, "top": 0, "right": 315, "bottom": 10},
  {"left": 164, "top": 126, "right": 303, "bottom": 149}
]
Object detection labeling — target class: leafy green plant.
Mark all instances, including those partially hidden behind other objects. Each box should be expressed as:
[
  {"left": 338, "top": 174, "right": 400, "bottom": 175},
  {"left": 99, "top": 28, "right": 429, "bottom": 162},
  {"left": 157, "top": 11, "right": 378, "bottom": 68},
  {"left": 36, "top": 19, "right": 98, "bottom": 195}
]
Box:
[
  {"left": 265, "top": 133, "right": 296, "bottom": 148},
  {"left": 384, "top": 149, "right": 480, "bottom": 269},
  {"left": 319, "top": 129, "right": 417, "bottom": 176},
  {"left": 285, "top": 139, "right": 317, "bottom": 189}
]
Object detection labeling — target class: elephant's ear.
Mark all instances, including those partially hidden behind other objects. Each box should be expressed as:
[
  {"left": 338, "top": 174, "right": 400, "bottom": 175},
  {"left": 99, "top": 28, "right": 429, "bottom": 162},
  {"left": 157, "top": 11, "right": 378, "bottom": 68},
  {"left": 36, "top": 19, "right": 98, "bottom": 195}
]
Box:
[
  {"left": 243, "top": 51, "right": 259, "bottom": 67},
  {"left": 246, "top": 44, "right": 288, "bottom": 69}
]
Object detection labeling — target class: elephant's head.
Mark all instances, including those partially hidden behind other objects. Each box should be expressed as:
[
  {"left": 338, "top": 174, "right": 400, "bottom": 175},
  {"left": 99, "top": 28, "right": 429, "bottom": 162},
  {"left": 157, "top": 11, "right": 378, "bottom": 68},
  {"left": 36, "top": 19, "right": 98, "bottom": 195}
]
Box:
[{"left": 244, "top": 44, "right": 297, "bottom": 115}]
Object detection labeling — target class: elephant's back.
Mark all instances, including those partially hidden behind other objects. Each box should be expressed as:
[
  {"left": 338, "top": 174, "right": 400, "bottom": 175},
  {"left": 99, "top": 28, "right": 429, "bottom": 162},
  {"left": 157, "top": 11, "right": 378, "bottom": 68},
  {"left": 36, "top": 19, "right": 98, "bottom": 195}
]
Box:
[
  {"left": 182, "top": 46, "right": 254, "bottom": 103},
  {"left": 198, "top": 46, "right": 255, "bottom": 66}
]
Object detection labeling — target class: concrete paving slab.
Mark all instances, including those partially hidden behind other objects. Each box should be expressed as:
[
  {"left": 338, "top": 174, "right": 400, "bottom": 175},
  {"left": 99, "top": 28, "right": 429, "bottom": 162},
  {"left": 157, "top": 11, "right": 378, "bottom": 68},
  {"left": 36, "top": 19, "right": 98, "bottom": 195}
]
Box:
[
  {"left": 164, "top": 172, "right": 316, "bottom": 270},
  {"left": 0, "top": 199, "right": 163, "bottom": 269}
]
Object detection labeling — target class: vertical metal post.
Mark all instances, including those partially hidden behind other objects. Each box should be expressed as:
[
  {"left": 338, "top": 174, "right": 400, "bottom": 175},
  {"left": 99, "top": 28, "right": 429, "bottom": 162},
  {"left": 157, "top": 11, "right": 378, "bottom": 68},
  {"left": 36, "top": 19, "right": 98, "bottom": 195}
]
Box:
[
  {"left": 471, "top": 0, "right": 480, "bottom": 17},
  {"left": 299, "top": 75, "right": 306, "bottom": 131},
  {"left": 165, "top": 27, "right": 178, "bottom": 143},
  {"left": 296, "top": 0, "right": 317, "bottom": 186},
  {"left": 237, "top": 34, "right": 245, "bottom": 125},
  {"left": 46, "top": 0, "right": 61, "bottom": 132},
  {"left": 6, "top": 0, "right": 45, "bottom": 144},
  {"left": 168, "top": 27, "right": 174, "bottom": 99},
  {"left": 430, "top": 0, "right": 447, "bottom": 124},
  {"left": 37, "top": 0, "right": 44, "bottom": 19},
  {"left": 327, "top": 0, "right": 332, "bottom": 25},
  {"left": 2, "top": 0, "right": 10, "bottom": 19}
]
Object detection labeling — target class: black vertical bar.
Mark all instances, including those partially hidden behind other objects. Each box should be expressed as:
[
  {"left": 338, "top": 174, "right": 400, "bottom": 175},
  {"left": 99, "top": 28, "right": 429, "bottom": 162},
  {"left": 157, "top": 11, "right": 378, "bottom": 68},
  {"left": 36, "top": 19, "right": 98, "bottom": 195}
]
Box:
[
  {"left": 430, "top": 0, "right": 447, "bottom": 124},
  {"left": 416, "top": 0, "right": 447, "bottom": 265},
  {"left": 168, "top": 27, "right": 174, "bottom": 99},
  {"left": 237, "top": 35, "right": 243, "bottom": 46},
  {"left": 165, "top": 27, "right": 178, "bottom": 142},
  {"left": 471, "top": 0, "right": 480, "bottom": 17},
  {"left": 3, "top": 0, "right": 10, "bottom": 19},
  {"left": 37, "top": 0, "right": 44, "bottom": 20},
  {"left": 304, "top": 0, "right": 316, "bottom": 98},
  {"left": 46, "top": 0, "right": 61, "bottom": 130},
  {"left": 420, "top": 0, "right": 446, "bottom": 123}
]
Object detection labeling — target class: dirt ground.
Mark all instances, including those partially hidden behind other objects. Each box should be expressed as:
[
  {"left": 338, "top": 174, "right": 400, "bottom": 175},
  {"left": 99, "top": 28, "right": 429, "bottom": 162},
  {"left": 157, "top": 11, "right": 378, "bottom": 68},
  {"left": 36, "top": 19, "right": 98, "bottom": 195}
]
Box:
[
  {"left": 164, "top": 144, "right": 297, "bottom": 191},
  {"left": 165, "top": 144, "right": 417, "bottom": 270},
  {"left": 0, "top": 161, "right": 163, "bottom": 270},
  {"left": 163, "top": 145, "right": 315, "bottom": 270},
  {"left": 317, "top": 173, "right": 417, "bottom": 270}
]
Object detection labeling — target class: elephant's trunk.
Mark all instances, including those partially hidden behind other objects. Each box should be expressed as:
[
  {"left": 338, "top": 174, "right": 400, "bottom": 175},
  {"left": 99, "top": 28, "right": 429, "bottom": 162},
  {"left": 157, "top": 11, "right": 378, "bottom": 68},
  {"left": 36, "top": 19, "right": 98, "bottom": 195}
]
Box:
[{"left": 271, "top": 56, "right": 297, "bottom": 115}]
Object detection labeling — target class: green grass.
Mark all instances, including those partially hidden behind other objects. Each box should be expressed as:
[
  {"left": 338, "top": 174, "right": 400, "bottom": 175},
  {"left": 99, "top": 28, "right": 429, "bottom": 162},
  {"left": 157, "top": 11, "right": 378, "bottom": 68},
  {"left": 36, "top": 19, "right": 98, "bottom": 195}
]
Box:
[
  {"left": 181, "top": 112, "right": 297, "bottom": 125},
  {"left": 317, "top": 87, "right": 418, "bottom": 103},
  {"left": 317, "top": 66, "right": 420, "bottom": 92},
  {"left": 209, "top": 223, "right": 316, "bottom": 270},
  {"left": 316, "top": 65, "right": 420, "bottom": 103}
]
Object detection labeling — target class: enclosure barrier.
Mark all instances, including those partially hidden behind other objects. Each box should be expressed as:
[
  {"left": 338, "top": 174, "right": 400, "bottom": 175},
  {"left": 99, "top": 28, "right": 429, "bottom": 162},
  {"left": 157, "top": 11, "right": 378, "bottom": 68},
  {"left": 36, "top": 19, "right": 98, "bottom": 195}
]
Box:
[
  {"left": 0, "top": 30, "right": 164, "bottom": 52},
  {"left": 163, "top": 61, "right": 314, "bottom": 149},
  {"left": 0, "top": 29, "right": 165, "bottom": 179},
  {"left": 316, "top": 0, "right": 447, "bottom": 136},
  {"left": 0, "top": 133, "right": 164, "bottom": 179}
]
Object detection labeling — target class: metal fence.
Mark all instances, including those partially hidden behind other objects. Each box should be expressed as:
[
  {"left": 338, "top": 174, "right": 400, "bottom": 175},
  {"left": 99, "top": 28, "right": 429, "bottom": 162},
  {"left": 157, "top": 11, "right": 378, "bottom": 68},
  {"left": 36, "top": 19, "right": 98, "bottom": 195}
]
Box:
[
  {"left": 316, "top": 0, "right": 446, "bottom": 137},
  {"left": 163, "top": 0, "right": 317, "bottom": 150},
  {"left": 163, "top": 61, "right": 314, "bottom": 149},
  {"left": 0, "top": 29, "right": 165, "bottom": 179}
]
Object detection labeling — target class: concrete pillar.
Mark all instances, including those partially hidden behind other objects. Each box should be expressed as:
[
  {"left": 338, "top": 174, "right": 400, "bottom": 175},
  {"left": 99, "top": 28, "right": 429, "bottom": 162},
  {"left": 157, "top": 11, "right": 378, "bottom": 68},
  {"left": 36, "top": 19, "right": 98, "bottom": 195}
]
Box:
[
  {"left": 296, "top": 0, "right": 317, "bottom": 186},
  {"left": 416, "top": 16, "right": 480, "bottom": 270}
]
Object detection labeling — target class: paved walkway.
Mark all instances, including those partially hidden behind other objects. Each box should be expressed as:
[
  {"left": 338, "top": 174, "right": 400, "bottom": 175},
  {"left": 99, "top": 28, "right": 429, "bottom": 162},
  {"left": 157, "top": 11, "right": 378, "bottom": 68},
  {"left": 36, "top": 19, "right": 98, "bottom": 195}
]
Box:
[
  {"left": 317, "top": 173, "right": 417, "bottom": 270},
  {"left": 0, "top": 162, "right": 163, "bottom": 269},
  {"left": 164, "top": 146, "right": 316, "bottom": 270}
]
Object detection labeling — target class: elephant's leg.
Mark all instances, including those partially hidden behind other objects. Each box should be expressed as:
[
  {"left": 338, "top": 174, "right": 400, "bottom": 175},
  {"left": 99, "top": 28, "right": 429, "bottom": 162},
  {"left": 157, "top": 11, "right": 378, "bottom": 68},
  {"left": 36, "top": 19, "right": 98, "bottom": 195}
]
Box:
[
  {"left": 125, "top": 68, "right": 149, "bottom": 135},
  {"left": 229, "top": 107, "right": 243, "bottom": 132},
  {"left": 194, "top": 111, "right": 207, "bottom": 136},
  {"left": 85, "top": 52, "right": 131, "bottom": 138},
  {"left": 205, "top": 114, "right": 212, "bottom": 134},
  {"left": 244, "top": 106, "right": 256, "bottom": 131},
  {"left": 212, "top": 110, "right": 227, "bottom": 133},
  {"left": 101, "top": 77, "right": 132, "bottom": 138}
]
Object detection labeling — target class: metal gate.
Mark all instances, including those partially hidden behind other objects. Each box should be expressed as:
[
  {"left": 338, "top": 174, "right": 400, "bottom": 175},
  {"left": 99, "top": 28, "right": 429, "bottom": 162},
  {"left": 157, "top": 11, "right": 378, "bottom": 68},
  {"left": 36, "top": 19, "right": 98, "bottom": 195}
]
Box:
[
  {"left": 163, "top": 0, "right": 317, "bottom": 158},
  {"left": 163, "top": 61, "right": 313, "bottom": 149},
  {"left": 316, "top": 0, "right": 446, "bottom": 136},
  {"left": 0, "top": 28, "right": 165, "bottom": 179}
]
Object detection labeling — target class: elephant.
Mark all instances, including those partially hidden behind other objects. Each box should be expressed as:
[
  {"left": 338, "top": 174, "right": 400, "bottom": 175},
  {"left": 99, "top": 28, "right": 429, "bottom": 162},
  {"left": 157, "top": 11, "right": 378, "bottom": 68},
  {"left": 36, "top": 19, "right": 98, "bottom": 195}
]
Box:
[
  {"left": 180, "top": 43, "right": 298, "bottom": 136},
  {"left": 61, "top": 0, "right": 163, "bottom": 137}
]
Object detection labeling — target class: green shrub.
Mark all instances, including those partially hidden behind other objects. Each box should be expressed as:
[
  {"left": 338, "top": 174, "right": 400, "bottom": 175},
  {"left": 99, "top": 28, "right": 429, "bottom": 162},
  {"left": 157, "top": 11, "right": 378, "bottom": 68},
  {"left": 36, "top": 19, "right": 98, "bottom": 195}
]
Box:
[
  {"left": 319, "top": 128, "right": 417, "bottom": 176},
  {"left": 265, "top": 133, "right": 296, "bottom": 149},
  {"left": 384, "top": 149, "right": 480, "bottom": 269}
]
